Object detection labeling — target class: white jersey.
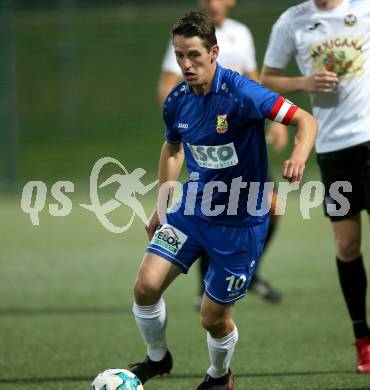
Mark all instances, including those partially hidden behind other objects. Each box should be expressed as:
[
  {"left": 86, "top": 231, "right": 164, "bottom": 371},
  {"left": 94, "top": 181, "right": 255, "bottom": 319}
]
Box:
[
  {"left": 161, "top": 18, "right": 257, "bottom": 76},
  {"left": 264, "top": 0, "right": 370, "bottom": 153}
]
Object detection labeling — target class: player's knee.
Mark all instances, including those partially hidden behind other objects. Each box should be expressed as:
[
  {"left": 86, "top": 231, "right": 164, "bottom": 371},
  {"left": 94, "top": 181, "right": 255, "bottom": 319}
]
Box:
[
  {"left": 200, "top": 314, "right": 228, "bottom": 334},
  {"left": 336, "top": 236, "right": 361, "bottom": 261},
  {"left": 133, "top": 278, "right": 161, "bottom": 305}
]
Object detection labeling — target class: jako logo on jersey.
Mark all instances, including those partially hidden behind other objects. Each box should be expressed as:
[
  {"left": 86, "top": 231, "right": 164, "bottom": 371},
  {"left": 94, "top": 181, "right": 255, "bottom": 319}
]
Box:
[
  {"left": 308, "top": 22, "right": 321, "bottom": 31},
  {"left": 151, "top": 224, "right": 188, "bottom": 255},
  {"left": 216, "top": 114, "right": 228, "bottom": 134},
  {"left": 178, "top": 122, "right": 189, "bottom": 129},
  {"left": 187, "top": 142, "right": 239, "bottom": 169}
]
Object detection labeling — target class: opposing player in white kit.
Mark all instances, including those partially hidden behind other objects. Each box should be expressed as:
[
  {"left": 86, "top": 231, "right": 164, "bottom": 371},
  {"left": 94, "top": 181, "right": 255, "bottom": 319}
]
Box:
[
  {"left": 158, "top": 0, "right": 284, "bottom": 305},
  {"left": 262, "top": 0, "right": 370, "bottom": 373}
]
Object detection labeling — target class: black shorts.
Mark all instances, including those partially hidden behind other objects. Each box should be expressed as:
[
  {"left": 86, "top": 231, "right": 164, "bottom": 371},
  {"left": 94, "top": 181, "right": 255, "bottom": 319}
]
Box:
[{"left": 317, "top": 140, "right": 370, "bottom": 221}]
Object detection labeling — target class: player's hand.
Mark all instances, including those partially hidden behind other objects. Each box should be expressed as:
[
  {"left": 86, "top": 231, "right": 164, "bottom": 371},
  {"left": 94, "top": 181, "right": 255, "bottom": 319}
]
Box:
[
  {"left": 282, "top": 159, "right": 305, "bottom": 183},
  {"left": 145, "top": 209, "right": 160, "bottom": 240},
  {"left": 303, "top": 71, "right": 339, "bottom": 93},
  {"left": 266, "top": 121, "right": 289, "bottom": 153}
]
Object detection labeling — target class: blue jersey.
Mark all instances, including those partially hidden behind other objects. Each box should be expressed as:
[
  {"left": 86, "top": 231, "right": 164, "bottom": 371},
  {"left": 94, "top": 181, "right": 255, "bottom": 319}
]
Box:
[{"left": 163, "top": 64, "right": 297, "bottom": 227}]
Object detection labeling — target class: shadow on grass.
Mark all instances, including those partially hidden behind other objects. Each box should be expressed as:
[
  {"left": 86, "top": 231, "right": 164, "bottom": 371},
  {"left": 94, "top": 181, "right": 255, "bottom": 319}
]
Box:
[
  {"left": 0, "top": 370, "right": 359, "bottom": 385},
  {"left": 0, "top": 306, "right": 131, "bottom": 316}
]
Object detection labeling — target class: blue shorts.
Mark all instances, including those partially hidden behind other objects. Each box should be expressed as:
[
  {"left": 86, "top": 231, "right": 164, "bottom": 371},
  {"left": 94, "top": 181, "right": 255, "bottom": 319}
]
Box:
[{"left": 147, "top": 211, "right": 269, "bottom": 305}]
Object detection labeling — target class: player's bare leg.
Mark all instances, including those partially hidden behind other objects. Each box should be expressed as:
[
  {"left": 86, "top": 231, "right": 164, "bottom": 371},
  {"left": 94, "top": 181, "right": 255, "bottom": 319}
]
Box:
[
  {"left": 134, "top": 252, "right": 181, "bottom": 305},
  {"left": 130, "top": 253, "right": 182, "bottom": 383},
  {"left": 197, "top": 295, "right": 236, "bottom": 389},
  {"left": 332, "top": 214, "right": 370, "bottom": 373}
]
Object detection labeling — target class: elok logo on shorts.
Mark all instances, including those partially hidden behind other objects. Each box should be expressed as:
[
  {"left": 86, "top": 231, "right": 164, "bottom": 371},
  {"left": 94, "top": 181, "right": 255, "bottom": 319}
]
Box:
[{"left": 151, "top": 224, "right": 188, "bottom": 255}]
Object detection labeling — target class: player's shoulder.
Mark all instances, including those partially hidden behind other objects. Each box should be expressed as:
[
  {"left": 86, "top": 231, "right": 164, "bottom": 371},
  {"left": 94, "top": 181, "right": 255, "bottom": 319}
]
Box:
[
  {"left": 220, "top": 68, "right": 267, "bottom": 101},
  {"left": 163, "top": 81, "right": 187, "bottom": 118},
  {"left": 223, "top": 18, "right": 249, "bottom": 32},
  {"left": 349, "top": 0, "right": 370, "bottom": 13},
  {"left": 285, "top": 1, "right": 313, "bottom": 19},
  {"left": 349, "top": 0, "right": 369, "bottom": 6},
  {"left": 221, "top": 67, "right": 248, "bottom": 88},
  {"left": 224, "top": 18, "right": 250, "bottom": 35},
  {"left": 275, "top": 1, "right": 314, "bottom": 27}
]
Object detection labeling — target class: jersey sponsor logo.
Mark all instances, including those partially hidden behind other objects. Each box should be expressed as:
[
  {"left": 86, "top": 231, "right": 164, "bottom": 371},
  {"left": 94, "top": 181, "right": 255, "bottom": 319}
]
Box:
[
  {"left": 216, "top": 114, "right": 228, "bottom": 134},
  {"left": 151, "top": 224, "right": 188, "bottom": 255},
  {"left": 178, "top": 122, "right": 189, "bottom": 129},
  {"left": 310, "top": 36, "right": 364, "bottom": 79},
  {"left": 344, "top": 14, "right": 357, "bottom": 27},
  {"left": 187, "top": 142, "right": 239, "bottom": 169}
]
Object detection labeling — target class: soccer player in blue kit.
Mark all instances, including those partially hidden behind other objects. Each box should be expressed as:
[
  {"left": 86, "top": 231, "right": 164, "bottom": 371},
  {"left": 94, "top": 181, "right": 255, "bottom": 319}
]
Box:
[{"left": 129, "top": 11, "right": 318, "bottom": 389}]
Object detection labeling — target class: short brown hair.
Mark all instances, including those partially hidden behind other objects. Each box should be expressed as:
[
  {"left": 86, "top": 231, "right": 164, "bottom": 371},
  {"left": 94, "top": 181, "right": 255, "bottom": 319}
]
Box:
[{"left": 171, "top": 11, "right": 217, "bottom": 51}]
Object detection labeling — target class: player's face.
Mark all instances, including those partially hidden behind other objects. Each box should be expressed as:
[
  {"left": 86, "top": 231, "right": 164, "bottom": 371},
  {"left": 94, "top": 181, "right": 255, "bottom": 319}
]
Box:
[
  {"left": 314, "top": 0, "right": 343, "bottom": 10},
  {"left": 199, "top": 0, "right": 235, "bottom": 26},
  {"left": 173, "top": 35, "right": 218, "bottom": 92}
]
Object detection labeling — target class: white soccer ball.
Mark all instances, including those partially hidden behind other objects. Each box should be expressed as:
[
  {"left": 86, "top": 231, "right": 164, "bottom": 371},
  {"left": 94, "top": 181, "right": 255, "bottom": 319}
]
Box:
[{"left": 90, "top": 368, "right": 144, "bottom": 390}]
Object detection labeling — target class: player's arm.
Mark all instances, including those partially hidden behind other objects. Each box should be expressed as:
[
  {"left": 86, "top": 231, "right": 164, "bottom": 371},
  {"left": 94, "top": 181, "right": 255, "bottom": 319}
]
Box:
[
  {"left": 249, "top": 68, "right": 289, "bottom": 153},
  {"left": 261, "top": 66, "right": 339, "bottom": 94},
  {"left": 239, "top": 31, "right": 290, "bottom": 153},
  {"left": 241, "top": 24, "right": 260, "bottom": 84},
  {"left": 266, "top": 121, "right": 289, "bottom": 153},
  {"left": 281, "top": 108, "right": 318, "bottom": 183},
  {"left": 261, "top": 13, "right": 338, "bottom": 94},
  {"left": 146, "top": 141, "right": 184, "bottom": 239},
  {"left": 158, "top": 141, "right": 184, "bottom": 186},
  {"left": 244, "top": 69, "right": 289, "bottom": 153},
  {"left": 261, "top": 66, "right": 335, "bottom": 154},
  {"left": 244, "top": 69, "right": 260, "bottom": 83}
]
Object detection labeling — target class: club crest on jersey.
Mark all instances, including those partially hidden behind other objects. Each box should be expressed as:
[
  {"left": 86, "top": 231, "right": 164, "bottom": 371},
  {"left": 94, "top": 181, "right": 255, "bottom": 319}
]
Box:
[
  {"left": 216, "top": 114, "right": 228, "bottom": 134},
  {"left": 344, "top": 14, "right": 357, "bottom": 27}
]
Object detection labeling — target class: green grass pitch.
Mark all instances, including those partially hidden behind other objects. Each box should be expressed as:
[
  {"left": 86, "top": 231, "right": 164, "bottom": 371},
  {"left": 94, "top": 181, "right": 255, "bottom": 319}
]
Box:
[{"left": 1, "top": 192, "right": 370, "bottom": 390}]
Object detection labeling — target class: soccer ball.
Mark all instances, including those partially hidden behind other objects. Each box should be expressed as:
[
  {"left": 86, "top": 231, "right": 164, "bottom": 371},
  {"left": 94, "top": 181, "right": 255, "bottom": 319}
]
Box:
[{"left": 90, "top": 368, "right": 144, "bottom": 390}]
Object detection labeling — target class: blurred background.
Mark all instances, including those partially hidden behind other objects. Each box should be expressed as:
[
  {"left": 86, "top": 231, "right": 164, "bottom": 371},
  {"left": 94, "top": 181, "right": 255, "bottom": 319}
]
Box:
[{"left": 0, "top": 0, "right": 311, "bottom": 191}]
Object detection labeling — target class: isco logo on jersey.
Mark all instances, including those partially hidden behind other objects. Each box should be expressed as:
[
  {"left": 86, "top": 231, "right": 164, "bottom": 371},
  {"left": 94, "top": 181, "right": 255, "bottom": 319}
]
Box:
[
  {"left": 187, "top": 142, "right": 239, "bottom": 169},
  {"left": 151, "top": 224, "right": 188, "bottom": 255}
]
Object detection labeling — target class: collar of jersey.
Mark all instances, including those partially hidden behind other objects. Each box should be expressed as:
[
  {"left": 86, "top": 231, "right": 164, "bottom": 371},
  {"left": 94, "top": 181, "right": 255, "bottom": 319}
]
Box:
[{"left": 185, "top": 63, "right": 224, "bottom": 95}]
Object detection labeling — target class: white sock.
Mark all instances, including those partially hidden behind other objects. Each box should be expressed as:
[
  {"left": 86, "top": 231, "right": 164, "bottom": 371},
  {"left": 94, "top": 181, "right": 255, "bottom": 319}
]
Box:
[
  {"left": 206, "top": 326, "right": 239, "bottom": 378},
  {"left": 132, "top": 297, "right": 167, "bottom": 362}
]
